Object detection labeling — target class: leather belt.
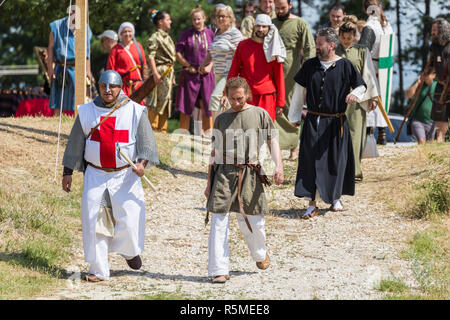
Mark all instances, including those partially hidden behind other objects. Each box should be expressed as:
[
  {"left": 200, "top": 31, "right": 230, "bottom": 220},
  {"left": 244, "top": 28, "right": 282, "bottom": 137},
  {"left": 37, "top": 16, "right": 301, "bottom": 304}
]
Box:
[
  {"left": 205, "top": 162, "right": 271, "bottom": 233},
  {"left": 307, "top": 110, "right": 345, "bottom": 138},
  {"left": 233, "top": 163, "right": 271, "bottom": 233},
  {"left": 87, "top": 162, "right": 130, "bottom": 172}
]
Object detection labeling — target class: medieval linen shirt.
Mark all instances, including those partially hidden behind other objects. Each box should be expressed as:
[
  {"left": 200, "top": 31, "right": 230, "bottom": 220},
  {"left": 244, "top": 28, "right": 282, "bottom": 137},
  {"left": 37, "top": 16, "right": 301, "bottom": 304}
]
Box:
[
  {"left": 207, "top": 106, "right": 274, "bottom": 215},
  {"left": 272, "top": 16, "right": 315, "bottom": 150},
  {"left": 291, "top": 57, "right": 366, "bottom": 204}
]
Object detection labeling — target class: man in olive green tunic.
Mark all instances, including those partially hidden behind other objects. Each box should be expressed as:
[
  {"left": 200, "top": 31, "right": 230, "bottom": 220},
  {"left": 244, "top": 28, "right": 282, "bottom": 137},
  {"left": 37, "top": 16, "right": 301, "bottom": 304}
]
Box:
[
  {"left": 241, "top": 0, "right": 277, "bottom": 39},
  {"left": 336, "top": 18, "right": 379, "bottom": 180},
  {"left": 273, "top": 0, "right": 315, "bottom": 159},
  {"left": 204, "top": 77, "right": 284, "bottom": 284}
]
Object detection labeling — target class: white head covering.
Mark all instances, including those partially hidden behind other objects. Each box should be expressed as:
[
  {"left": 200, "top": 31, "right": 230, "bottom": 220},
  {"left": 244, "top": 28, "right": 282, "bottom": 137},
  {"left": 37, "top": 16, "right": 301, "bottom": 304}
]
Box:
[
  {"left": 118, "top": 22, "right": 135, "bottom": 42},
  {"left": 366, "top": 5, "right": 381, "bottom": 19},
  {"left": 98, "top": 30, "right": 119, "bottom": 41},
  {"left": 254, "top": 14, "right": 286, "bottom": 63}
]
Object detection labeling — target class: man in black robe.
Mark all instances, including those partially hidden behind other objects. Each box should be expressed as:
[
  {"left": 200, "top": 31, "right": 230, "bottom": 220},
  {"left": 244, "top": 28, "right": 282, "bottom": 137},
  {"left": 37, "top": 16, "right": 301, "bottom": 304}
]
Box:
[{"left": 288, "top": 27, "right": 366, "bottom": 218}]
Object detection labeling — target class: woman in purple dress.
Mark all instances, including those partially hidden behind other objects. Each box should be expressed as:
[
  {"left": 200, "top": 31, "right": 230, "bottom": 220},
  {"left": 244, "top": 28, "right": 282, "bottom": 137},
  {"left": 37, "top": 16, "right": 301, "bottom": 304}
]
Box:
[{"left": 175, "top": 6, "right": 215, "bottom": 135}]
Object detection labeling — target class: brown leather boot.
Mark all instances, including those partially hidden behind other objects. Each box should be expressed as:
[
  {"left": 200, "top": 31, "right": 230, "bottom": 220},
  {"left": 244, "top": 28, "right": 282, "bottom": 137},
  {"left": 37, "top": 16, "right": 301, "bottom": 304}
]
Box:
[
  {"left": 126, "top": 255, "right": 142, "bottom": 270},
  {"left": 377, "top": 127, "right": 387, "bottom": 145}
]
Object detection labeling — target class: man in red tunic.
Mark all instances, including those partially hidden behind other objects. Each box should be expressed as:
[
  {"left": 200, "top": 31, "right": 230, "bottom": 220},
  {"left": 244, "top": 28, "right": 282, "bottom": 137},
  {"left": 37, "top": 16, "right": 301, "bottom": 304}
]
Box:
[{"left": 227, "top": 14, "right": 286, "bottom": 122}]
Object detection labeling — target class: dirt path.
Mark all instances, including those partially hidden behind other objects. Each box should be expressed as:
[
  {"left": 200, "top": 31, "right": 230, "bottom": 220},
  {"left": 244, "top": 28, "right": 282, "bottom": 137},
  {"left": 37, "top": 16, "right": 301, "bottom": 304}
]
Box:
[{"left": 42, "top": 138, "right": 428, "bottom": 300}]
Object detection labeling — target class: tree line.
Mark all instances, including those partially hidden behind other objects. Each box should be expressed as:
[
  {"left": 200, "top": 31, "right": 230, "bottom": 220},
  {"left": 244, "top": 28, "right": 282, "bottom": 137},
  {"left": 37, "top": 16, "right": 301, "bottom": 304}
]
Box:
[{"left": 0, "top": 0, "right": 449, "bottom": 115}]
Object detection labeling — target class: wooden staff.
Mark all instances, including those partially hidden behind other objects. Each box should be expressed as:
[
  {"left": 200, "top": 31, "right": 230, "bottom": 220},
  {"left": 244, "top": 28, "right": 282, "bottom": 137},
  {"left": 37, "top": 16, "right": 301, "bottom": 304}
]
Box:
[
  {"left": 395, "top": 58, "right": 432, "bottom": 144},
  {"left": 376, "top": 96, "right": 395, "bottom": 133},
  {"left": 129, "top": 64, "right": 173, "bottom": 103},
  {"left": 116, "top": 143, "right": 157, "bottom": 192}
]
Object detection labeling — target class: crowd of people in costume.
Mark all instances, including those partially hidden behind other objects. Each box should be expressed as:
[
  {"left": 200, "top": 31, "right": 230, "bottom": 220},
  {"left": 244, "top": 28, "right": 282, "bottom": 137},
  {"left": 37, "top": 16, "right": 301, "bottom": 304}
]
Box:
[{"left": 53, "top": 1, "right": 450, "bottom": 283}]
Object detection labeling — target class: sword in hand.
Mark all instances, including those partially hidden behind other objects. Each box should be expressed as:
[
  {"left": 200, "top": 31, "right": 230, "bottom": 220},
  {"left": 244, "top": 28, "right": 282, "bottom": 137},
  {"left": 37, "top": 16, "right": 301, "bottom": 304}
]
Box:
[{"left": 116, "top": 142, "right": 157, "bottom": 192}]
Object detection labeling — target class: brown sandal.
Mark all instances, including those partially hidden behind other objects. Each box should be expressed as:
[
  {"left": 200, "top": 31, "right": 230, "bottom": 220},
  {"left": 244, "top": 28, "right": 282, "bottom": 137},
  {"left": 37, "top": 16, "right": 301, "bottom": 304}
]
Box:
[
  {"left": 212, "top": 274, "right": 230, "bottom": 283},
  {"left": 256, "top": 253, "right": 270, "bottom": 270},
  {"left": 85, "top": 273, "right": 103, "bottom": 282}
]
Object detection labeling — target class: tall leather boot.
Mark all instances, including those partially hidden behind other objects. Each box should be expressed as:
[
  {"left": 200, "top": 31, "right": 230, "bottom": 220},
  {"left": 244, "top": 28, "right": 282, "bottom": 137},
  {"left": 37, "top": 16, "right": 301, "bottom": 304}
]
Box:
[{"left": 377, "top": 127, "right": 387, "bottom": 145}]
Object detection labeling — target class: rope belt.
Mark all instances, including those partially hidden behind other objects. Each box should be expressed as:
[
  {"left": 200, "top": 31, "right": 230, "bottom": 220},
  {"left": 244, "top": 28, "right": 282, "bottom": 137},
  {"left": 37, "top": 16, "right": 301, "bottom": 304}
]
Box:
[
  {"left": 307, "top": 110, "right": 346, "bottom": 138},
  {"left": 87, "top": 162, "right": 130, "bottom": 172}
]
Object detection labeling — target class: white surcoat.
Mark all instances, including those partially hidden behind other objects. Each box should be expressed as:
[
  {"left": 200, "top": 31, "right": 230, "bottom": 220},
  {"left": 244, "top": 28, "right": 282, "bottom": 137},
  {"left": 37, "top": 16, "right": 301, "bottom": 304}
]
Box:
[{"left": 77, "top": 100, "right": 147, "bottom": 263}]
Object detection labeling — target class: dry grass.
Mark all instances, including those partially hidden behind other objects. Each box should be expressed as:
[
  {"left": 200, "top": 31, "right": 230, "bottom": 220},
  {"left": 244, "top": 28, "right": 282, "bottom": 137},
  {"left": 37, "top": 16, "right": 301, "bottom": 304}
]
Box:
[{"left": 0, "top": 116, "right": 201, "bottom": 298}]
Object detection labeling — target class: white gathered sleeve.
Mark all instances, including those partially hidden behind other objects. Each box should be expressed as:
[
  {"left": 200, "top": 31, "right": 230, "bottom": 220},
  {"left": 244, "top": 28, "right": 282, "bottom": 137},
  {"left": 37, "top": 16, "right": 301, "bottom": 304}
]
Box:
[
  {"left": 350, "top": 85, "right": 367, "bottom": 102},
  {"left": 288, "top": 83, "right": 307, "bottom": 123},
  {"left": 357, "top": 48, "right": 381, "bottom": 111}
]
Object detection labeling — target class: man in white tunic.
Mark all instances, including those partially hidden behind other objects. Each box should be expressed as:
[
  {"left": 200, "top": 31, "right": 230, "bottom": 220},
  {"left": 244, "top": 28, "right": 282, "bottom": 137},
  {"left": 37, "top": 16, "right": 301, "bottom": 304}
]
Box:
[{"left": 61, "top": 70, "right": 158, "bottom": 282}]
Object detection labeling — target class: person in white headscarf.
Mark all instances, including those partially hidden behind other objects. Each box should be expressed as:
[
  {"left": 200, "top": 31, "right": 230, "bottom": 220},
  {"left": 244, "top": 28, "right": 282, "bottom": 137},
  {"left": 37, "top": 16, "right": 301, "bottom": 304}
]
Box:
[
  {"left": 106, "top": 22, "right": 148, "bottom": 103},
  {"left": 226, "top": 14, "right": 286, "bottom": 122}
]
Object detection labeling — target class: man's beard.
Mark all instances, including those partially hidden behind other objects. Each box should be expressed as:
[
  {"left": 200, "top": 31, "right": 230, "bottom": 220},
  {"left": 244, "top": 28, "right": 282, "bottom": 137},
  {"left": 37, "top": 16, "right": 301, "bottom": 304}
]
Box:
[
  {"left": 255, "top": 31, "right": 268, "bottom": 39},
  {"left": 276, "top": 10, "right": 291, "bottom": 21},
  {"left": 431, "top": 35, "right": 439, "bottom": 45},
  {"left": 316, "top": 47, "right": 330, "bottom": 60},
  {"left": 431, "top": 35, "right": 446, "bottom": 46}
]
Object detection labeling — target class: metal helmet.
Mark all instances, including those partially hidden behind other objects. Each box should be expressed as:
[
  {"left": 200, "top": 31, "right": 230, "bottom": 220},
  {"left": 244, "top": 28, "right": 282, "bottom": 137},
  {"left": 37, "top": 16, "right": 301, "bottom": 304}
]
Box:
[{"left": 98, "top": 70, "right": 122, "bottom": 92}]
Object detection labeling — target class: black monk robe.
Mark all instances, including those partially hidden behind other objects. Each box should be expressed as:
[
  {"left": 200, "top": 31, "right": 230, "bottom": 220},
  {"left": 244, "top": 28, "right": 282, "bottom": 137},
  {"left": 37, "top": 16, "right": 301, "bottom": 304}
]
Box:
[{"left": 293, "top": 57, "right": 366, "bottom": 204}]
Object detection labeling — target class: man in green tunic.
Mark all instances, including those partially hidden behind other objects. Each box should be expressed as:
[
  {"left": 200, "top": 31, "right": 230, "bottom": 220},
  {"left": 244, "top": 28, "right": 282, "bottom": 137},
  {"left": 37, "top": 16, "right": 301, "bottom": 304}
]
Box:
[
  {"left": 273, "top": 0, "right": 315, "bottom": 160},
  {"left": 336, "top": 17, "right": 378, "bottom": 181},
  {"left": 204, "top": 77, "right": 284, "bottom": 283}
]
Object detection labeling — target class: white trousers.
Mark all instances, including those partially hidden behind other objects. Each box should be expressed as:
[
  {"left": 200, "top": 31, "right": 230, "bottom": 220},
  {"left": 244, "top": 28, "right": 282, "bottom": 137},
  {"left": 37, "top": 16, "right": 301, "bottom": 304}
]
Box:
[
  {"left": 81, "top": 166, "right": 146, "bottom": 263},
  {"left": 88, "top": 234, "right": 135, "bottom": 280},
  {"left": 208, "top": 212, "right": 267, "bottom": 277}
]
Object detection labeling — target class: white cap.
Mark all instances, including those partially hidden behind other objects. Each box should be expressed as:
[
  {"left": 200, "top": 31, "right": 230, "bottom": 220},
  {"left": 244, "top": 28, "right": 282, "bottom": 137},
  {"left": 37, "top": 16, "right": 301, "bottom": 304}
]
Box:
[
  {"left": 255, "top": 14, "right": 272, "bottom": 26},
  {"left": 98, "top": 30, "right": 118, "bottom": 41}
]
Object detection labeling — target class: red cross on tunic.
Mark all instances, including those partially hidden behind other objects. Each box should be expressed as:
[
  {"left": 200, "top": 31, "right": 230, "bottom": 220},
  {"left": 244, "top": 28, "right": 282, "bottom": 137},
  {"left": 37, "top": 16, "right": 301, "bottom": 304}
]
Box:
[{"left": 90, "top": 116, "right": 129, "bottom": 168}]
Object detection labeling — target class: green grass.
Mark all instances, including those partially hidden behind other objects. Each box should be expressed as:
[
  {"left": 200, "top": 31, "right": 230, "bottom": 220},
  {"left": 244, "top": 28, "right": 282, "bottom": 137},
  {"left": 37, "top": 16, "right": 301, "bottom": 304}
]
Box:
[
  {"left": 0, "top": 179, "right": 81, "bottom": 298},
  {"left": 380, "top": 144, "right": 450, "bottom": 300},
  {"left": 405, "top": 149, "right": 450, "bottom": 220},
  {"left": 167, "top": 118, "right": 180, "bottom": 134},
  {"left": 378, "top": 278, "right": 408, "bottom": 294},
  {"left": 132, "top": 291, "right": 192, "bottom": 300}
]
